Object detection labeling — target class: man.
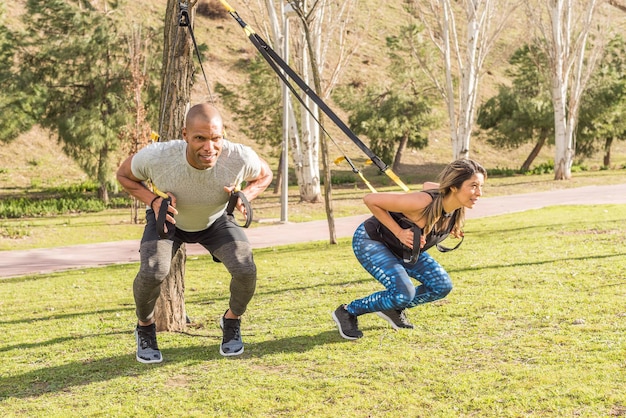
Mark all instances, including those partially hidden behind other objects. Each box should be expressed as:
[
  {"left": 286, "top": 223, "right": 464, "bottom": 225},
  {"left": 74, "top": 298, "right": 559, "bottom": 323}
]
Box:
[{"left": 116, "top": 103, "right": 272, "bottom": 363}]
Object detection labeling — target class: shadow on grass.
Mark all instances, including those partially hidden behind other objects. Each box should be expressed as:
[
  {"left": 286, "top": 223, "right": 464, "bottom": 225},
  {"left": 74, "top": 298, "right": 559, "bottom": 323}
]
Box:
[
  {"left": 0, "top": 329, "right": 131, "bottom": 354},
  {"left": 0, "top": 306, "right": 135, "bottom": 327},
  {"left": 0, "top": 275, "right": 370, "bottom": 328},
  {"left": 0, "top": 330, "right": 345, "bottom": 400},
  {"left": 447, "top": 251, "right": 626, "bottom": 274}
]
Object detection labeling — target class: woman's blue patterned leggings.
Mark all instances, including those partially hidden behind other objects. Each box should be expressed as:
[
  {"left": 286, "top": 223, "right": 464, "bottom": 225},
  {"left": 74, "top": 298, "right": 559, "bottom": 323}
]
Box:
[{"left": 346, "top": 223, "right": 453, "bottom": 316}]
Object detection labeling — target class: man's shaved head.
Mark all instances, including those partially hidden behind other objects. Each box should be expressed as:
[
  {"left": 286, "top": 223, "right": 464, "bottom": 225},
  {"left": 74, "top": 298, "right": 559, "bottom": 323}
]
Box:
[{"left": 185, "top": 103, "right": 223, "bottom": 132}]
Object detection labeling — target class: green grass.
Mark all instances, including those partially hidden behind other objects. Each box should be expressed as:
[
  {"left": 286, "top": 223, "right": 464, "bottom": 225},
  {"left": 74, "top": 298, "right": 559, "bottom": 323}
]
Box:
[{"left": 1, "top": 204, "right": 625, "bottom": 417}]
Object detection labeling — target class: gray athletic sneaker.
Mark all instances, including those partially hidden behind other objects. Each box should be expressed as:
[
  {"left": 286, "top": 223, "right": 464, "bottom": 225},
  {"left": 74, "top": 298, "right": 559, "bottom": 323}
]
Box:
[
  {"left": 332, "top": 305, "right": 363, "bottom": 340},
  {"left": 135, "top": 323, "right": 163, "bottom": 364},
  {"left": 219, "top": 314, "right": 244, "bottom": 357},
  {"left": 375, "top": 309, "right": 414, "bottom": 330}
]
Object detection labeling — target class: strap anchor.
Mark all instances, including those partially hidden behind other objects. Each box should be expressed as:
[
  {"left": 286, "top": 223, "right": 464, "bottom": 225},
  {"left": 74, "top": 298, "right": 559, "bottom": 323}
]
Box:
[{"left": 178, "top": 2, "right": 190, "bottom": 27}]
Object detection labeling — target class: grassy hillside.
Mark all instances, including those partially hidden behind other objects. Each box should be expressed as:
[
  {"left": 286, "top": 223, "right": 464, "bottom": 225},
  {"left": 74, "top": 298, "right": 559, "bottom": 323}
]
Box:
[{"left": 1, "top": 0, "right": 625, "bottom": 194}]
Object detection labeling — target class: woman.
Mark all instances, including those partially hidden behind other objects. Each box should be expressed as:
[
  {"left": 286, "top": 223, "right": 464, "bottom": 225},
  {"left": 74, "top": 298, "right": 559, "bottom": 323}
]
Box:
[{"left": 332, "top": 159, "right": 487, "bottom": 339}]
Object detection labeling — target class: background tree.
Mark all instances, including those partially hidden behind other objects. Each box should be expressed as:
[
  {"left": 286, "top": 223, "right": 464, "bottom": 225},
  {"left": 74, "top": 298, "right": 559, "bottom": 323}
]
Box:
[
  {"left": 0, "top": 8, "right": 37, "bottom": 142},
  {"left": 215, "top": 57, "right": 284, "bottom": 193},
  {"left": 577, "top": 34, "right": 626, "bottom": 168},
  {"left": 335, "top": 25, "right": 438, "bottom": 173},
  {"left": 119, "top": 25, "right": 162, "bottom": 223},
  {"left": 221, "top": 0, "right": 360, "bottom": 243},
  {"left": 526, "top": 0, "right": 606, "bottom": 180},
  {"left": 477, "top": 44, "right": 554, "bottom": 172},
  {"left": 405, "top": 0, "right": 519, "bottom": 160},
  {"left": 337, "top": 87, "right": 434, "bottom": 172},
  {"left": 11, "top": 0, "right": 161, "bottom": 202},
  {"left": 216, "top": 56, "right": 283, "bottom": 159}
]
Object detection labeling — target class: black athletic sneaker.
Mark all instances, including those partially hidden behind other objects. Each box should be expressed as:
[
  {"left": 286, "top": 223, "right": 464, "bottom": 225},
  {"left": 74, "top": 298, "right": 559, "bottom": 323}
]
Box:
[
  {"left": 135, "top": 323, "right": 163, "bottom": 364},
  {"left": 375, "top": 309, "right": 415, "bottom": 330},
  {"left": 332, "top": 305, "right": 363, "bottom": 340},
  {"left": 219, "top": 313, "right": 244, "bottom": 357}
]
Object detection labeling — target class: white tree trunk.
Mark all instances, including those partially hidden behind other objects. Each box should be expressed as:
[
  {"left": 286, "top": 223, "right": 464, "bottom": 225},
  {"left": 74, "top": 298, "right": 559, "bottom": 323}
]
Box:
[
  {"left": 410, "top": 0, "right": 516, "bottom": 160},
  {"left": 298, "top": 40, "right": 323, "bottom": 202},
  {"left": 264, "top": 0, "right": 322, "bottom": 202},
  {"left": 261, "top": 0, "right": 360, "bottom": 203},
  {"left": 528, "top": 0, "right": 604, "bottom": 180}
]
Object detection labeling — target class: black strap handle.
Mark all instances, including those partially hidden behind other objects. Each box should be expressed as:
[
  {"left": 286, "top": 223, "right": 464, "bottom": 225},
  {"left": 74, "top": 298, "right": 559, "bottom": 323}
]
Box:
[
  {"left": 225, "top": 190, "right": 253, "bottom": 228},
  {"left": 156, "top": 196, "right": 172, "bottom": 239},
  {"left": 404, "top": 226, "right": 422, "bottom": 264},
  {"left": 436, "top": 235, "right": 464, "bottom": 253}
]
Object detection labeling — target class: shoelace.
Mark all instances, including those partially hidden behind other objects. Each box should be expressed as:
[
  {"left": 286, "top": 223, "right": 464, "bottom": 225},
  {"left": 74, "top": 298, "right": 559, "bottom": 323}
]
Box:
[
  {"left": 223, "top": 320, "right": 241, "bottom": 342},
  {"left": 137, "top": 330, "right": 159, "bottom": 350},
  {"left": 397, "top": 310, "right": 410, "bottom": 325}
]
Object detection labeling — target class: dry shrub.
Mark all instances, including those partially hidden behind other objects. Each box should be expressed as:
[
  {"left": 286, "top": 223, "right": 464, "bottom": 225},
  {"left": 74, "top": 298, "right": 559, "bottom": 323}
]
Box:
[{"left": 197, "top": 0, "right": 230, "bottom": 20}]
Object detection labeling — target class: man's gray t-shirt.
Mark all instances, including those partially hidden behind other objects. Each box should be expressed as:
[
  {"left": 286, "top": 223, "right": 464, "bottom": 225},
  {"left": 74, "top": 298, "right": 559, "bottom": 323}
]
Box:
[{"left": 131, "top": 139, "right": 262, "bottom": 232}]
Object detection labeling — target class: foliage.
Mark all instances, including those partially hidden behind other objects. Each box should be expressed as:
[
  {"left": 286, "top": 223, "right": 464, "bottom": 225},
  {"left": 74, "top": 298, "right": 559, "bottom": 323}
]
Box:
[
  {"left": 0, "top": 6, "right": 38, "bottom": 142},
  {"left": 577, "top": 34, "right": 626, "bottom": 165},
  {"left": 216, "top": 56, "right": 283, "bottom": 156},
  {"left": 0, "top": 181, "right": 132, "bottom": 218},
  {"left": 334, "top": 24, "right": 438, "bottom": 168},
  {"left": 196, "top": 0, "right": 230, "bottom": 20},
  {"left": 2, "top": 0, "right": 162, "bottom": 200},
  {"left": 486, "top": 166, "right": 518, "bottom": 177},
  {"left": 477, "top": 44, "right": 554, "bottom": 150},
  {"left": 1, "top": 206, "right": 625, "bottom": 416},
  {"left": 477, "top": 38, "right": 622, "bottom": 169},
  {"left": 0, "top": 196, "right": 107, "bottom": 218},
  {"left": 336, "top": 86, "right": 434, "bottom": 168}
]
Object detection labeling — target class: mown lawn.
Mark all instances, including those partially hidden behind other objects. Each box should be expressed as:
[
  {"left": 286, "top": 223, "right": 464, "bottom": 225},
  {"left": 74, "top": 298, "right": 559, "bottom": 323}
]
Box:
[{"left": 1, "top": 204, "right": 625, "bottom": 417}]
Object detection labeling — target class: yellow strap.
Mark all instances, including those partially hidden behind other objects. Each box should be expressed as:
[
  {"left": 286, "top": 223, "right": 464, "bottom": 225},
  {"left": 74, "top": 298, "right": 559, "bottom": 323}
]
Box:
[
  {"left": 146, "top": 131, "right": 168, "bottom": 198},
  {"left": 152, "top": 187, "right": 169, "bottom": 199},
  {"left": 384, "top": 168, "right": 410, "bottom": 192},
  {"left": 358, "top": 172, "right": 377, "bottom": 193},
  {"left": 218, "top": 0, "right": 235, "bottom": 13}
]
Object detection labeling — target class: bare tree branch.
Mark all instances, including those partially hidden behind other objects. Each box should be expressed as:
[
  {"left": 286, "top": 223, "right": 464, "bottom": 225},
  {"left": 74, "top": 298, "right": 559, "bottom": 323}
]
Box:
[{"left": 608, "top": 0, "right": 626, "bottom": 12}]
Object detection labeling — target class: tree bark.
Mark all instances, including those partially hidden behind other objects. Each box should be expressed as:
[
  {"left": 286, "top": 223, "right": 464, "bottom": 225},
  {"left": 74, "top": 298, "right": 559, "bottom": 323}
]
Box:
[
  {"left": 301, "top": 4, "right": 336, "bottom": 243},
  {"left": 528, "top": 0, "right": 602, "bottom": 180},
  {"left": 393, "top": 134, "right": 409, "bottom": 172},
  {"left": 521, "top": 130, "right": 547, "bottom": 172},
  {"left": 603, "top": 136, "right": 614, "bottom": 167},
  {"left": 153, "top": 0, "right": 195, "bottom": 332},
  {"left": 155, "top": 244, "right": 187, "bottom": 332}
]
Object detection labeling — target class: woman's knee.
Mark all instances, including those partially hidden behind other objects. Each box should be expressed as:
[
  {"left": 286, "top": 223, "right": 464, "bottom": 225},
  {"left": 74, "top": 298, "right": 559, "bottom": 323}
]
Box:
[
  {"left": 433, "top": 278, "right": 453, "bottom": 300},
  {"left": 390, "top": 284, "right": 416, "bottom": 308}
]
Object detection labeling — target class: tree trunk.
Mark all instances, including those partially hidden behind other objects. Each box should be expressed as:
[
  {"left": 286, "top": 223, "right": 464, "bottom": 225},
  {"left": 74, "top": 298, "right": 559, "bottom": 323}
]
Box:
[
  {"left": 155, "top": 244, "right": 187, "bottom": 332},
  {"left": 603, "top": 136, "right": 614, "bottom": 167},
  {"left": 521, "top": 129, "right": 548, "bottom": 172},
  {"left": 98, "top": 144, "right": 110, "bottom": 204},
  {"left": 153, "top": 0, "right": 195, "bottom": 332},
  {"left": 392, "top": 134, "right": 409, "bottom": 172},
  {"left": 410, "top": 0, "right": 514, "bottom": 161},
  {"left": 274, "top": 149, "right": 284, "bottom": 194},
  {"left": 302, "top": 5, "right": 336, "bottom": 243},
  {"left": 530, "top": 0, "right": 602, "bottom": 180}
]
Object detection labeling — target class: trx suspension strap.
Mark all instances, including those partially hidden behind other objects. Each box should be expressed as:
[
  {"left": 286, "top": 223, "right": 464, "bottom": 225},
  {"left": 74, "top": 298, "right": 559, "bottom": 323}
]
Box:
[{"left": 217, "top": 0, "right": 410, "bottom": 192}]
